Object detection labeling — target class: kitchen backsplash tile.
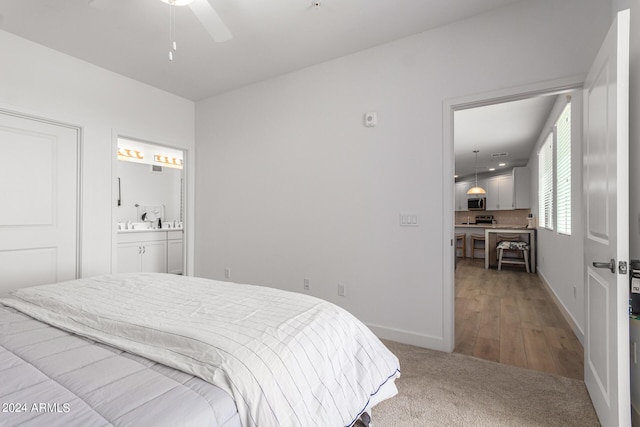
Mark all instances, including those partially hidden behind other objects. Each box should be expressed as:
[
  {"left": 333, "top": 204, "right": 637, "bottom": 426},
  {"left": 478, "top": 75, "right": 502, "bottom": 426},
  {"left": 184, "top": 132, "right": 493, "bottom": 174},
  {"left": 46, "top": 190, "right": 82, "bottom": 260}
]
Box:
[{"left": 456, "top": 209, "right": 531, "bottom": 226}]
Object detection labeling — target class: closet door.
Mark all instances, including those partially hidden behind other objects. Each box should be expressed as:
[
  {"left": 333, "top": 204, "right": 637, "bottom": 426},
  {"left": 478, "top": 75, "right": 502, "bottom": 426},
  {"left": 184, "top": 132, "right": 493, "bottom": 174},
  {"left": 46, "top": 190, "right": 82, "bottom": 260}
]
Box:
[{"left": 0, "top": 111, "right": 79, "bottom": 293}]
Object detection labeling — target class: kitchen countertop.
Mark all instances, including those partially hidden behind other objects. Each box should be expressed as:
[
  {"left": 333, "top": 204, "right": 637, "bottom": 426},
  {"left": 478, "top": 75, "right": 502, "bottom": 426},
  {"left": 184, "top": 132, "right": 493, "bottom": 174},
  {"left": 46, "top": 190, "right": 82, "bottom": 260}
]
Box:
[{"left": 455, "top": 224, "right": 530, "bottom": 229}]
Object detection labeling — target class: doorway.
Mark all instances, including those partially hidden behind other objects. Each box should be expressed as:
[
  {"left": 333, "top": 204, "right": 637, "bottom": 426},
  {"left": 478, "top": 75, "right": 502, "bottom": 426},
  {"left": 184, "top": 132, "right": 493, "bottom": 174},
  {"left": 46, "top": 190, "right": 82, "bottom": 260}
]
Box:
[
  {"left": 112, "top": 137, "right": 187, "bottom": 275},
  {"left": 0, "top": 109, "right": 81, "bottom": 293},
  {"left": 443, "top": 10, "right": 631, "bottom": 424},
  {"left": 445, "top": 81, "right": 585, "bottom": 378}
]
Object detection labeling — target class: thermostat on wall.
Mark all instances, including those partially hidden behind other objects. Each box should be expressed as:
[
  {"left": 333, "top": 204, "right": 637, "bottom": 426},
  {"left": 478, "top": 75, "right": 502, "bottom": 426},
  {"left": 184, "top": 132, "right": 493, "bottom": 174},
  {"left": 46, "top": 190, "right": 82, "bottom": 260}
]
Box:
[{"left": 364, "top": 112, "right": 377, "bottom": 127}]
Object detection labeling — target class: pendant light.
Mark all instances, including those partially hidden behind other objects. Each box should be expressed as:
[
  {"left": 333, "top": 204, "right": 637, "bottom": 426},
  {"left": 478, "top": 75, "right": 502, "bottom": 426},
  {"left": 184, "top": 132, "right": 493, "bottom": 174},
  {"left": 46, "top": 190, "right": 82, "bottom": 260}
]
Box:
[{"left": 467, "top": 150, "right": 487, "bottom": 195}]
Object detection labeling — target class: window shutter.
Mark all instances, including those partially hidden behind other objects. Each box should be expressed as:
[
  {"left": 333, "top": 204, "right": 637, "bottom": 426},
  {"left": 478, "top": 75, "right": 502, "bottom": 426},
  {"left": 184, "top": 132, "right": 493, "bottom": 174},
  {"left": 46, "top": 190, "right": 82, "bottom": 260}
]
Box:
[
  {"left": 538, "top": 134, "right": 554, "bottom": 230},
  {"left": 556, "top": 102, "right": 571, "bottom": 235}
]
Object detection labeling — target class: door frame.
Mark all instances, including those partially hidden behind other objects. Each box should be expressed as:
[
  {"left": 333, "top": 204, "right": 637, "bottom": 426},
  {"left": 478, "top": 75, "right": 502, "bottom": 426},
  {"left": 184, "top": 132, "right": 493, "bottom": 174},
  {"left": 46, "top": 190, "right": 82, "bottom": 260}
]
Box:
[
  {"left": 441, "top": 75, "right": 584, "bottom": 352},
  {"left": 0, "top": 107, "right": 83, "bottom": 280},
  {"left": 110, "top": 131, "right": 190, "bottom": 275}
]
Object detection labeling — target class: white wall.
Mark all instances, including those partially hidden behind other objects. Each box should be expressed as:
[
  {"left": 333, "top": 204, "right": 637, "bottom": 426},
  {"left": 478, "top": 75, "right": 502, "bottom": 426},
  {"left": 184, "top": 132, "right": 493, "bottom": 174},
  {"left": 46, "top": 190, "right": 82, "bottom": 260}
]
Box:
[
  {"left": 0, "top": 30, "right": 195, "bottom": 277},
  {"left": 194, "top": 0, "right": 611, "bottom": 350},
  {"left": 527, "top": 91, "right": 585, "bottom": 341}
]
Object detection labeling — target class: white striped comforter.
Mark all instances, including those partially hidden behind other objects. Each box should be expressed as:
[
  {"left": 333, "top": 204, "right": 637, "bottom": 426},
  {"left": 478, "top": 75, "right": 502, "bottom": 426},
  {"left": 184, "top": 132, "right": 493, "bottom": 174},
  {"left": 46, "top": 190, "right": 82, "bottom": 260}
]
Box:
[{"left": 0, "top": 273, "right": 400, "bottom": 427}]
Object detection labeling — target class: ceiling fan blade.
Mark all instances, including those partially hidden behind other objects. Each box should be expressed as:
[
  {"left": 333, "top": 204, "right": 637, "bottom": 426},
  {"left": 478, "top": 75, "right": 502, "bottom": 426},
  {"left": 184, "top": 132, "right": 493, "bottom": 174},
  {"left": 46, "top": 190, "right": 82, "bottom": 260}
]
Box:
[
  {"left": 87, "top": 0, "right": 113, "bottom": 10},
  {"left": 188, "top": 0, "right": 232, "bottom": 43}
]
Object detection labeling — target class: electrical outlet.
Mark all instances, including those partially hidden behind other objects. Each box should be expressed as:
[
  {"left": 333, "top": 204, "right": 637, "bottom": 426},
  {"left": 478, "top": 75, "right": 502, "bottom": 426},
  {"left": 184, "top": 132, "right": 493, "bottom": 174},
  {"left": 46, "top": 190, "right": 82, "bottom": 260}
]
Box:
[
  {"left": 224, "top": 268, "right": 231, "bottom": 279},
  {"left": 338, "top": 283, "right": 346, "bottom": 297},
  {"left": 304, "top": 278, "right": 310, "bottom": 291},
  {"left": 573, "top": 285, "right": 577, "bottom": 299}
]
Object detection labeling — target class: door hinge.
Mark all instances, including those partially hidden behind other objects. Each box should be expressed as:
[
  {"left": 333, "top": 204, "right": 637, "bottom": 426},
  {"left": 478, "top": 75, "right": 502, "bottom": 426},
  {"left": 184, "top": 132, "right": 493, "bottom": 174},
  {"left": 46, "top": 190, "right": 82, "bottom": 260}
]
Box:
[{"left": 619, "top": 261, "right": 628, "bottom": 275}]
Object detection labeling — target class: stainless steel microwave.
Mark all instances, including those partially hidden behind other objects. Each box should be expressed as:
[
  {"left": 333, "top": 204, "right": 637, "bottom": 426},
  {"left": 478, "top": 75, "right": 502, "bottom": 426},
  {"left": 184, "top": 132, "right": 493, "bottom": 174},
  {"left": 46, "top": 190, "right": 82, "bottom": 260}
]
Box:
[{"left": 468, "top": 197, "right": 486, "bottom": 211}]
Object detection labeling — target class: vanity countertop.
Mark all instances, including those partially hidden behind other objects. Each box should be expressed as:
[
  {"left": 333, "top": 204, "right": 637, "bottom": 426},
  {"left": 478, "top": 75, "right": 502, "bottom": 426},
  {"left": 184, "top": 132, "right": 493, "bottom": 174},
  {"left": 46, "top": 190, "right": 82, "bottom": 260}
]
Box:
[
  {"left": 118, "top": 228, "right": 183, "bottom": 233},
  {"left": 118, "top": 221, "right": 183, "bottom": 233}
]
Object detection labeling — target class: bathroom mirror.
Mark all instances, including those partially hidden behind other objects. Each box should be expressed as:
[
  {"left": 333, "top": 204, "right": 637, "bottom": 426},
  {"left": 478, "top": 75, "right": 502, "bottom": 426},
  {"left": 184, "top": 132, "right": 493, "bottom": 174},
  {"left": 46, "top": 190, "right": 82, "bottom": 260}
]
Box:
[{"left": 116, "top": 139, "right": 184, "bottom": 228}]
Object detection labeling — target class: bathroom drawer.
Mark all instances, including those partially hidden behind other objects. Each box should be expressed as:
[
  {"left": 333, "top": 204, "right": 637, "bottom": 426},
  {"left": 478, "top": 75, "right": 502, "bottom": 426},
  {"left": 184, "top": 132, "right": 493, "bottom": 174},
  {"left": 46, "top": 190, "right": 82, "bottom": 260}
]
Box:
[
  {"left": 167, "top": 230, "right": 183, "bottom": 241},
  {"left": 118, "top": 231, "right": 166, "bottom": 244}
]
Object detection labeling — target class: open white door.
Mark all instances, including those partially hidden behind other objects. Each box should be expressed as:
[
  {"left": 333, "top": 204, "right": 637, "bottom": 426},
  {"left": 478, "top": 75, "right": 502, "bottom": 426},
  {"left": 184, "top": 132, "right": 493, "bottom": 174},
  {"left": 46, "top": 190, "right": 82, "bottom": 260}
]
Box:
[{"left": 583, "top": 9, "right": 630, "bottom": 427}]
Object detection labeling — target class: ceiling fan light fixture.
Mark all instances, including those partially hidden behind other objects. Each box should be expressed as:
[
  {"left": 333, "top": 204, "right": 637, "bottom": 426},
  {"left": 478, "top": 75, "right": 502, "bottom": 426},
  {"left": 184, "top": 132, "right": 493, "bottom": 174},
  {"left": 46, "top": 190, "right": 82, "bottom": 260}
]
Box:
[
  {"left": 466, "top": 149, "right": 487, "bottom": 195},
  {"left": 160, "top": 0, "right": 194, "bottom": 6}
]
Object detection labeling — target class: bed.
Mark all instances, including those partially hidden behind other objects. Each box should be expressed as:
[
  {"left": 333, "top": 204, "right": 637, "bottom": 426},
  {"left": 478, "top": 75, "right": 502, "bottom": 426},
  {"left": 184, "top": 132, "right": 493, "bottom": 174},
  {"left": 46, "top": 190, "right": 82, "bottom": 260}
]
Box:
[{"left": 0, "top": 273, "right": 400, "bottom": 426}]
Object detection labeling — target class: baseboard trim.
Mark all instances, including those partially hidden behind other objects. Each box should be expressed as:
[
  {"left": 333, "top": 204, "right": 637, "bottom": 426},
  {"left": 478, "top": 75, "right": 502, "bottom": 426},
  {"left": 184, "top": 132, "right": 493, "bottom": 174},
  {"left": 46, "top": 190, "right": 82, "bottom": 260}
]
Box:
[
  {"left": 537, "top": 271, "right": 584, "bottom": 346},
  {"left": 366, "top": 323, "right": 449, "bottom": 352}
]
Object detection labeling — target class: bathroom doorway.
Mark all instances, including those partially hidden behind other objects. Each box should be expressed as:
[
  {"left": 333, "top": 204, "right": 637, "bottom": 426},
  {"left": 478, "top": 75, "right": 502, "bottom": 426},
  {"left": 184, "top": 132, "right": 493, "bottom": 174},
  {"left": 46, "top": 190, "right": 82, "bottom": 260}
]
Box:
[{"left": 112, "top": 137, "right": 187, "bottom": 275}]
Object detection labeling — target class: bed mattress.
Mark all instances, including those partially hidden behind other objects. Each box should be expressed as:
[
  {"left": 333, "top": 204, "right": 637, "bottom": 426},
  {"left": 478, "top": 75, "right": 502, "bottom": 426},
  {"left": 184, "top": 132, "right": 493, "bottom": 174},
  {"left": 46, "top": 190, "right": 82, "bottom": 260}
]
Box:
[
  {"left": 0, "top": 304, "right": 240, "bottom": 427},
  {"left": 1, "top": 273, "right": 400, "bottom": 426}
]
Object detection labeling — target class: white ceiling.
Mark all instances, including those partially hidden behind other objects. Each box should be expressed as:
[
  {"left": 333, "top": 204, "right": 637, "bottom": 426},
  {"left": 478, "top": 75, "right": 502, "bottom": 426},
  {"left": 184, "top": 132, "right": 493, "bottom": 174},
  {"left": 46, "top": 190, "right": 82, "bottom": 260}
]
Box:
[
  {"left": 454, "top": 95, "right": 558, "bottom": 180},
  {"left": 0, "top": 0, "right": 523, "bottom": 101}
]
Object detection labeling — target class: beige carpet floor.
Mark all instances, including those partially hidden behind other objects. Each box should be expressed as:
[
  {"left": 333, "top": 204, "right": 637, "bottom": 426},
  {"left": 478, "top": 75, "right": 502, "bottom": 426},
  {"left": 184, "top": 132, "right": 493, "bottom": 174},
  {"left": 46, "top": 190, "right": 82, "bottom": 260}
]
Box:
[{"left": 373, "top": 340, "right": 600, "bottom": 426}]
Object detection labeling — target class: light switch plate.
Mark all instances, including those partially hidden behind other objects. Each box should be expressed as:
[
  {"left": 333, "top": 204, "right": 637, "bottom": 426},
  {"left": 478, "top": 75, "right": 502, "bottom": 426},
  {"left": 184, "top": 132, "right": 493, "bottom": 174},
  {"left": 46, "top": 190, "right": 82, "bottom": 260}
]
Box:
[{"left": 400, "top": 212, "right": 419, "bottom": 226}]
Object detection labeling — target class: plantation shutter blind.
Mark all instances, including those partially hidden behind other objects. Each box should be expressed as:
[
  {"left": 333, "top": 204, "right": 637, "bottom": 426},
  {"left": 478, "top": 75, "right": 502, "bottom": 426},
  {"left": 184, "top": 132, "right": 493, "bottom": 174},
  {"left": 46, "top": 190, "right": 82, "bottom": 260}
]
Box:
[
  {"left": 556, "top": 102, "right": 571, "bottom": 235},
  {"left": 538, "top": 134, "right": 554, "bottom": 230}
]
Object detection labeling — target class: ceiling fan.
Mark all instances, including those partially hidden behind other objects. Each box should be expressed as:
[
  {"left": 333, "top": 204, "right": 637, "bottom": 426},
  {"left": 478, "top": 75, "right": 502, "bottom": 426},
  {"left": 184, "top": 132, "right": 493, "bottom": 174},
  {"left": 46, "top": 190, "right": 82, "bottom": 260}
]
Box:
[
  {"left": 160, "top": 0, "right": 232, "bottom": 43},
  {"left": 89, "top": 0, "right": 232, "bottom": 59}
]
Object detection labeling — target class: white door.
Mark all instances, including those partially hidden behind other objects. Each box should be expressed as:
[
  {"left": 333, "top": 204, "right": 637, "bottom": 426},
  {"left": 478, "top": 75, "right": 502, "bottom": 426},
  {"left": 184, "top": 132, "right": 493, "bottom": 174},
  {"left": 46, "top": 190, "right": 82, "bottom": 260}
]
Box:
[
  {"left": 583, "top": 9, "right": 630, "bottom": 427},
  {"left": 140, "top": 240, "right": 167, "bottom": 273},
  {"left": 488, "top": 175, "right": 514, "bottom": 211},
  {"left": 455, "top": 181, "right": 470, "bottom": 211},
  {"left": 117, "top": 242, "right": 141, "bottom": 274},
  {"left": 167, "top": 239, "right": 184, "bottom": 274},
  {"left": 499, "top": 176, "right": 513, "bottom": 210},
  {"left": 0, "top": 111, "right": 79, "bottom": 294},
  {"left": 486, "top": 177, "right": 500, "bottom": 210}
]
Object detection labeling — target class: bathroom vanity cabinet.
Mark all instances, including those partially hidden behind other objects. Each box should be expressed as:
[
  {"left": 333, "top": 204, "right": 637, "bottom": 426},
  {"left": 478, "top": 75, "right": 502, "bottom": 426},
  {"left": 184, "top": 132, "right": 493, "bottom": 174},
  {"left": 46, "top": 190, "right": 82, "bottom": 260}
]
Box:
[
  {"left": 117, "top": 230, "right": 183, "bottom": 274},
  {"left": 167, "top": 231, "right": 184, "bottom": 275}
]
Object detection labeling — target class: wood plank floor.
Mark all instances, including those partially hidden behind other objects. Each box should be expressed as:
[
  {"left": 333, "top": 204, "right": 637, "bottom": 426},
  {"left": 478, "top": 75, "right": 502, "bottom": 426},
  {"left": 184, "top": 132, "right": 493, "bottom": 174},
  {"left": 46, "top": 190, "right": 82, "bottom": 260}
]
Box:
[{"left": 455, "top": 258, "right": 584, "bottom": 380}]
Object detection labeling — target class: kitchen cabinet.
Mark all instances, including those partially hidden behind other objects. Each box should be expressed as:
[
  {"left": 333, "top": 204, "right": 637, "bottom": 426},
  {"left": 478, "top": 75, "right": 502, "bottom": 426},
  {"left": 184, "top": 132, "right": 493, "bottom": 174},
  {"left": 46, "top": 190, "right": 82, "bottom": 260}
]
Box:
[
  {"left": 457, "top": 169, "right": 527, "bottom": 211},
  {"left": 117, "top": 231, "right": 167, "bottom": 273},
  {"left": 455, "top": 181, "right": 471, "bottom": 211},
  {"left": 167, "top": 231, "right": 183, "bottom": 275},
  {"left": 512, "top": 167, "right": 531, "bottom": 209},
  {"left": 486, "top": 175, "right": 513, "bottom": 210}
]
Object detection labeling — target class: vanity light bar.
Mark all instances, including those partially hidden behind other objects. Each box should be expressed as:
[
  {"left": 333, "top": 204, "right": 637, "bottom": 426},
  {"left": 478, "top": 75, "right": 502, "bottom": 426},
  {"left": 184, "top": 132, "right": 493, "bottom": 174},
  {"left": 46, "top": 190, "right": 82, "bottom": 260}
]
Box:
[
  {"left": 117, "top": 148, "right": 144, "bottom": 160},
  {"left": 154, "top": 155, "right": 183, "bottom": 169}
]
